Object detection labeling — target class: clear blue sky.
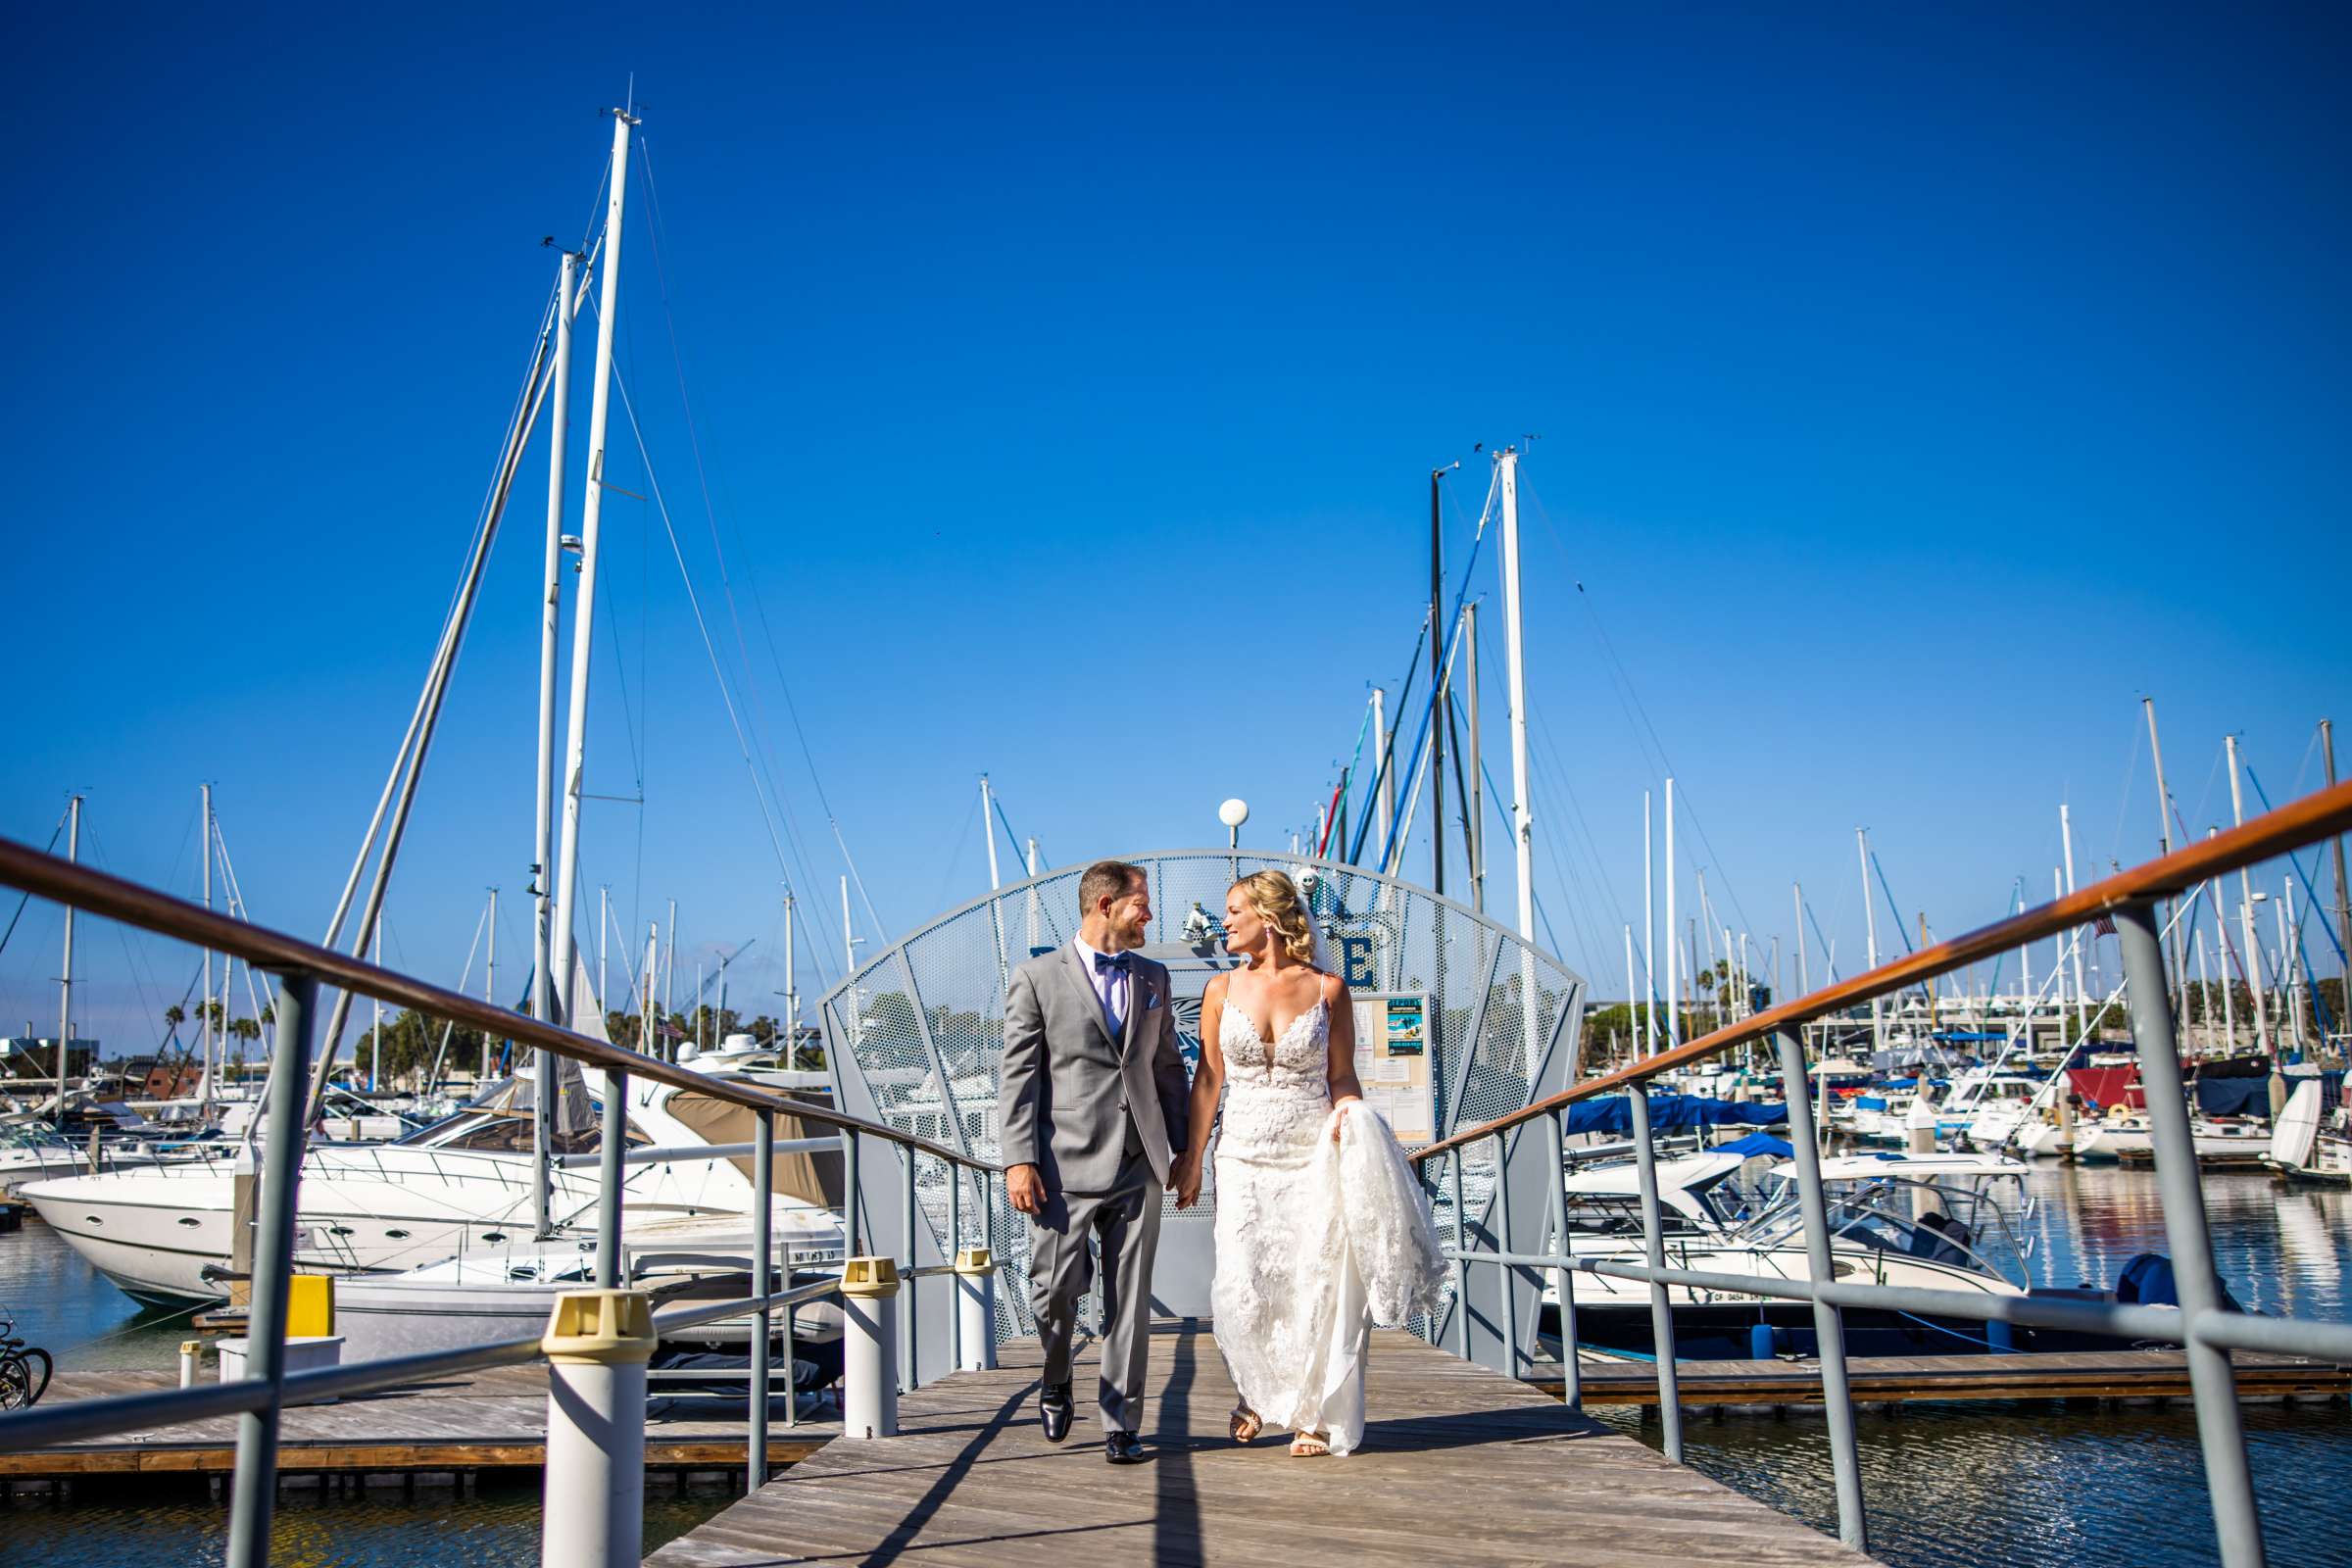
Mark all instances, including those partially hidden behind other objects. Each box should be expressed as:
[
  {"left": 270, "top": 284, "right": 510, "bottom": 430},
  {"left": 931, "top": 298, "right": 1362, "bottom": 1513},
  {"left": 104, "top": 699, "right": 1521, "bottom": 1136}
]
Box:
[{"left": 6, "top": 4, "right": 2347, "bottom": 1054}]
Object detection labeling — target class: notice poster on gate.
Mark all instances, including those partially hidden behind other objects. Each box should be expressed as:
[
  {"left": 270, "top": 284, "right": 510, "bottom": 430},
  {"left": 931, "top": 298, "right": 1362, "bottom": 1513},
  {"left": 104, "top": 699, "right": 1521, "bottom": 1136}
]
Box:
[{"left": 1351, "top": 992, "right": 1436, "bottom": 1146}]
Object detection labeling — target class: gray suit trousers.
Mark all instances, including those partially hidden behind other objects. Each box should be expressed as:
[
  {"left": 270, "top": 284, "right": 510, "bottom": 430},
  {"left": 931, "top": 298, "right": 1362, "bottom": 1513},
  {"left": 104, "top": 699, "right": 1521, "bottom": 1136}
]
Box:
[{"left": 1027, "top": 1141, "right": 1161, "bottom": 1433}]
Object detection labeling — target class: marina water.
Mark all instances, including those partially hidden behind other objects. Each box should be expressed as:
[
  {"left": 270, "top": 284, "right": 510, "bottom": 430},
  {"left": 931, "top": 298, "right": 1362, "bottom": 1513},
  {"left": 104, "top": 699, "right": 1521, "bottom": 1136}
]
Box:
[{"left": 2, "top": 1160, "right": 2346, "bottom": 1567}]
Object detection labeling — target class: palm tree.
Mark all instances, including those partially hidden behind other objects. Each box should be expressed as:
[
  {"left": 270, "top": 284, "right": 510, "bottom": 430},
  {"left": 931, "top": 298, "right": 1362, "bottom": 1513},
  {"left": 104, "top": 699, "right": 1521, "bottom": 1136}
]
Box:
[
  {"left": 228, "top": 1015, "right": 262, "bottom": 1075},
  {"left": 163, "top": 1004, "right": 185, "bottom": 1035}
]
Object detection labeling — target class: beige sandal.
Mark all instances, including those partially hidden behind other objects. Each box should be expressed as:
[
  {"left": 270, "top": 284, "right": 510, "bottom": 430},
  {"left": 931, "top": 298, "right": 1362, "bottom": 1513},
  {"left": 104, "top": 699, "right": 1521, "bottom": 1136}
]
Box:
[
  {"left": 1288, "top": 1430, "right": 1330, "bottom": 1457},
  {"left": 1230, "top": 1405, "right": 1262, "bottom": 1444}
]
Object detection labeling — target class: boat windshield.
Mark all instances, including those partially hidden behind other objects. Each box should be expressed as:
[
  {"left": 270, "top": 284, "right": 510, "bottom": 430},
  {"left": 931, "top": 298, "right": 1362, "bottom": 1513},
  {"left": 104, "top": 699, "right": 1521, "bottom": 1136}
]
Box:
[
  {"left": 0, "top": 1121, "right": 74, "bottom": 1152},
  {"left": 398, "top": 1107, "right": 647, "bottom": 1155},
  {"left": 1739, "top": 1173, "right": 2033, "bottom": 1288}
]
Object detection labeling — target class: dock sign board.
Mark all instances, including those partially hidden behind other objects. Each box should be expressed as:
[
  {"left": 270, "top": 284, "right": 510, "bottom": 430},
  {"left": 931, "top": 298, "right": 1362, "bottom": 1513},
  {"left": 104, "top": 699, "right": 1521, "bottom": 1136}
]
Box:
[{"left": 1350, "top": 992, "right": 1436, "bottom": 1146}]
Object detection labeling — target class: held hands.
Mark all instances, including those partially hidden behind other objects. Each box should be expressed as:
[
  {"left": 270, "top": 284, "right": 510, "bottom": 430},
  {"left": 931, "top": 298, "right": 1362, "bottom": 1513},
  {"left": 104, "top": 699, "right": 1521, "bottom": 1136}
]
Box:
[
  {"left": 1006, "top": 1162, "right": 1047, "bottom": 1215},
  {"left": 1172, "top": 1154, "right": 1203, "bottom": 1210}
]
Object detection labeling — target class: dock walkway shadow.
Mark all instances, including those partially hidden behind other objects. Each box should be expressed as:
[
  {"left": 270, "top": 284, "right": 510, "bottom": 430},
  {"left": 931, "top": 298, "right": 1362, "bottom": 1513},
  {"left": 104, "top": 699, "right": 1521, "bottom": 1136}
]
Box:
[{"left": 644, "top": 1324, "right": 1881, "bottom": 1567}]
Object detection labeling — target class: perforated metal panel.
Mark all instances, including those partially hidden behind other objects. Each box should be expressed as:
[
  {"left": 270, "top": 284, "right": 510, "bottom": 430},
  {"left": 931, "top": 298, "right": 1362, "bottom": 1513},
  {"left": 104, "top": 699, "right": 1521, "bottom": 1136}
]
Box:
[{"left": 821, "top": 851, "right": 1587, "bottom": 1353}]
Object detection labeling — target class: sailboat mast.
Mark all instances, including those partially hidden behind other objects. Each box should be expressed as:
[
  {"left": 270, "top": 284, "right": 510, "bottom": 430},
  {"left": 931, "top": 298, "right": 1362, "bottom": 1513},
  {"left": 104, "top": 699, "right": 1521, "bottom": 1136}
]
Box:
[
  {"left": 1858, "top": 828, "right": 1883, "bottom": 1057},
  {"left": 2061, "top": 805, "right": 2090, "bottom": 1042},
  {"left": 1644, "top": 794, "right": 1657, "bottom": 1049},
  {"left": 484, "top": 887, "right": 497, "bottom": 1082},
  {"left": 2328, "top": 720, "right": 2351, "bottom": 1054},
  {"left": 1428, "top": 466, "right": 1446, "bottom": 899},
  {"left": 1371, "top": 687, "right": 1392, "bottom": 862},
  {"left": 200, "top": 783, "right": 214, "bottom": 1110},
  {"left": 528, "top": 242, "right": 577, "bottom": 1236},
  {"left": 1025, "top": 838, "right": 1042, "bottom": 953},
  {"left": 1793, "top": 882, "right": 1810, "bottom": 994},
  {"left": 547, "top": 103, "right": 637, "bottom": 1023},
  {"left": 57, "top": 794, "right": 80, "bottom": 1117},
  {"left": 1464, "top": 602, "right": 1484, "bottom": 913},
  {"left": 2226, "top": 736, "right": 2270, "bottom": 1052},
  {"left": 981, "top": 775, "right": 1002, "bottom": 891},
  {"left": 1496, "top": 447, "right": 1535, "bottom": 947},
  {"left": 1664, "top": 778, "right": 1679, "bottom": 1049},
  {"left": 2145, "top": 698, "right": 2183, "bottom": 1009},
  {"left": 784, "top": 892, "right": 799, "bottom": 1054}
]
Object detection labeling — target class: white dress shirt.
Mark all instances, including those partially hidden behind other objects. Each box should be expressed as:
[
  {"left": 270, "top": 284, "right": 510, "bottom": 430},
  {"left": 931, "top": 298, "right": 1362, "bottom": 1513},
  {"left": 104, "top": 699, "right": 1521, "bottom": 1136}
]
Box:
[{"left": 1070, "top": 934, "right": 1131, "bottom": 1036}]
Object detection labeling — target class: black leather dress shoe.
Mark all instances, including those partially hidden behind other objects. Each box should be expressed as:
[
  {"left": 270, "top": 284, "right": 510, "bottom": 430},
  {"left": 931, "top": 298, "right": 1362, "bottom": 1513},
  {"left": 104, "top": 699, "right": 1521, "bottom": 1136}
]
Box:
[
  {"left": 1039, "top": 1381, "right": 1073, "bottom": 1444},
  {"left": 1104, "top": 1429, "right": 1146, "bottom": 1465}
]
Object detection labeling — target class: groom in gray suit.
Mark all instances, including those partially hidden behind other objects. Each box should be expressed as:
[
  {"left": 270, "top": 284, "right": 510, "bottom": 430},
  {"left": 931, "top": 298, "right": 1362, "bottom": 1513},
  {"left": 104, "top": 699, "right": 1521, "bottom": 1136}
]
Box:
[{"left": 999, "top": 859, "right": 1191, "bottom": 1464}]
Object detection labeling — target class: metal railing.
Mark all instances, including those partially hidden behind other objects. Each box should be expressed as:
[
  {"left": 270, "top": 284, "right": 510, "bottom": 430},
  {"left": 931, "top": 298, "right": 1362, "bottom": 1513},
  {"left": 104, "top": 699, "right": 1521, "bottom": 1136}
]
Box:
[
  {"left": 1408, "top": 776, "right": 2352, "bottom": 1566},
  {"left": 0, "top": 835, "right": 1003, "bottom": 1568}
]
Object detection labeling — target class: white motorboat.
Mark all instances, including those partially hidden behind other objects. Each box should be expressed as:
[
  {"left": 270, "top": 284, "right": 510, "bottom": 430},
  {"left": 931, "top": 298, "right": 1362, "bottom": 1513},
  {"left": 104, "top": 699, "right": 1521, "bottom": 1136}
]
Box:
[
  {"left": 1542, "top": 1149, "right": 2044, "bottom": 1358},
  {"left": 0, "top": 1118, "right": 189, "bottom": 1194},
  {"left": 2071, "top": 1109, "right": 2271, "bottom": 1166},
  {"left": 335, "top": 1211, "right": 847, "bottom": 1360},
  {"left": 20, "top": 1069, "right": 838, "bottom": 1306}
]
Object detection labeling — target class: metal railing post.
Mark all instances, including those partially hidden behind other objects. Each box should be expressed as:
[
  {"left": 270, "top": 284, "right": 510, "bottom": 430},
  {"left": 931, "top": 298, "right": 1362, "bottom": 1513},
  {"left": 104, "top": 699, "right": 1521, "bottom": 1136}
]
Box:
[
  {"left": 780, "top": 1298, "right": 800, "bottom": 1431},
  {"left": 1493, "top": 1131, "right": 1518, "bottom": 1379},
  {"left": 749, "top": 1108, "right": 773, "bottom": 1491},
  {"left": 224, "top": 970, "right": 317, "bottom": 1568},
  {"left": 902, "top": 1147, "right": 919, "bottom": 1391},
  {"left": 595, "top": 1067, "right": 628, "bottom": 1288},
  {"left": 539, "top": 1289, "right": 654, "bottom": 1568},
  {"left": 840, "top": 1257, "right": 901, "bottom": 1439},
  {"left": 1774, "top": 1027, "right": 1867, "bottom": 1552},
  {"left": 1544, "top": 1108, "right": 1581, "bottom": 1411},
  {"left": 1448, "top": 1150, "right": 1470, "bottom": 1360},
  {"left": 1626, "top": 1085, "right": 1685, "bottom": 1461},
  {"left": 2118, "top": 901, "right": 2267, "bottom": 1566},
  {"left": 947, "top": 1162, "right": 962, "bottom": 1372},
  {"left": 843, "top": 1129, "right": 861, "bottom": 1255}
]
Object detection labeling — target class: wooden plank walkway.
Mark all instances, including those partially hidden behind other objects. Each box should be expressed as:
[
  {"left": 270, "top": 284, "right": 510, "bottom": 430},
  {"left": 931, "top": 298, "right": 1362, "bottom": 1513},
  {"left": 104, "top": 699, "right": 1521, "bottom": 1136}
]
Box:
[
  {"left": 647, "top": 1324, "right": 1878, "bottom": 1567},
  {"left": 1545, "top": 1348, "right": 2350, "bottom": 1407},
  {"left": 4, "top": 1364, "right": 835, "bottom": 1479}
]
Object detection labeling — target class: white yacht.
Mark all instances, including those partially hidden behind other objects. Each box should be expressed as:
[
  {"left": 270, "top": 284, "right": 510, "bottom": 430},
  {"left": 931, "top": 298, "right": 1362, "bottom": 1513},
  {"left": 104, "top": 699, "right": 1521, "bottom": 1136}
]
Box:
[
  {"left": 20, "top": 1068, "right": 832, "bottom": 1306},
  {"left": 1542, "top": 1150, "right": 2052, "bottom": 1358}
]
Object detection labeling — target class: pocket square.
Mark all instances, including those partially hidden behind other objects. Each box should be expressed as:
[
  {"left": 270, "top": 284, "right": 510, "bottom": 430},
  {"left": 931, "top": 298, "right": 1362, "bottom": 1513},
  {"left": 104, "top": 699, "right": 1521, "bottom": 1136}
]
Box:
[{"left": 1145, "top": 991, "right": 1162, "bottom": 1010}]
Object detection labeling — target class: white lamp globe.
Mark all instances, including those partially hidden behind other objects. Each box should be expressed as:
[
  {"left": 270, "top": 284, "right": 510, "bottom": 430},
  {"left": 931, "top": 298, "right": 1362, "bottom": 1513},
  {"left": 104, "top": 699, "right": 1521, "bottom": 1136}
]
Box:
[{"left": 1217, "top": 798, "right": 1250, "bottom": 830}]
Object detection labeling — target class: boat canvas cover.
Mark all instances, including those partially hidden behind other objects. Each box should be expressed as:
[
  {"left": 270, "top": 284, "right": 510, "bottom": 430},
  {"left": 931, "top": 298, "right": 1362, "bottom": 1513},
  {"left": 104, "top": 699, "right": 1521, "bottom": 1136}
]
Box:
[
  {"left": 1563, "top": 1093, "right": 1786, "bottom": 1136},
  {"left": 2067, "top": 1066, "right": 2144, "bottom": 1111},
  {"left": 474, "top": 942, "right": 606, "bottom": 1141}
]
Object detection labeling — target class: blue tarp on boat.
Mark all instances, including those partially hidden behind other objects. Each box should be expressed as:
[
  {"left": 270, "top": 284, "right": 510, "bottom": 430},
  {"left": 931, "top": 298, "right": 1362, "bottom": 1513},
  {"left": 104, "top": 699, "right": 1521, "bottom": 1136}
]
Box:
[
  {"left": 1713, "top": 1132, "right": 1795, "bottom": 1159},
  {"left": 1563, "top": 1094, "right": 1788, "bottom": 1136}
]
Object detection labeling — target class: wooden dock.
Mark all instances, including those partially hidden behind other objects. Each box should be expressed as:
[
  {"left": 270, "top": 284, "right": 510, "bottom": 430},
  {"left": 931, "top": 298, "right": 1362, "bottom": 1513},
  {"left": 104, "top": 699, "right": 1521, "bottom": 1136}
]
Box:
[
  {"left": 647, "top": 1323, "right": 1879, "bottom": 1568},
  {"left": 1544, "top": 1348, "right": 2351, "bottom": 1408},
  {"left": 1, "top": 1364, "right": 835, "bottom": 1487}
]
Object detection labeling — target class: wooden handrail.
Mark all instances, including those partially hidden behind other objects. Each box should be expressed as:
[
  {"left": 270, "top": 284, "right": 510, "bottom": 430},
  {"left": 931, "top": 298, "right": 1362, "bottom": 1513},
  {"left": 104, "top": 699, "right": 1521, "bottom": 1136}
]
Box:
[
  {"left": 1410, "top": 775, "right": 2352, "bottom": 1164},
  {"left": 0, "top": 835, "right": 995, "bottom": 1173}
]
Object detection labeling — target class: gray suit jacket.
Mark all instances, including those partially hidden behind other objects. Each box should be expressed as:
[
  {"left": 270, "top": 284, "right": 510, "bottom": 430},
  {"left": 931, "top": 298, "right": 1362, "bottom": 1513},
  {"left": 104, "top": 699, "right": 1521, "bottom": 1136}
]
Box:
[{"left": 998, "top": 945, "right": 1191, "bottom": 1194}]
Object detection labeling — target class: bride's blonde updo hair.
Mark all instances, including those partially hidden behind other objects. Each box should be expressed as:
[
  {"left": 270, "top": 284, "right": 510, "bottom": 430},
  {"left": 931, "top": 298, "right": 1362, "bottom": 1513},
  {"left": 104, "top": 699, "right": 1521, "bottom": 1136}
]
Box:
[{"left": 1231, "top": 870, "right": 1318, "bottom": 965}]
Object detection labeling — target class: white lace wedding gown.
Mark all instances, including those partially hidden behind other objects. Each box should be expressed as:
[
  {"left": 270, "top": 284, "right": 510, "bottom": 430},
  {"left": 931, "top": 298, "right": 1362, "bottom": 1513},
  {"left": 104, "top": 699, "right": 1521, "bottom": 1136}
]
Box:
[{"left": 1210, "top": 996, "right": 1446, "bottom": 1455}]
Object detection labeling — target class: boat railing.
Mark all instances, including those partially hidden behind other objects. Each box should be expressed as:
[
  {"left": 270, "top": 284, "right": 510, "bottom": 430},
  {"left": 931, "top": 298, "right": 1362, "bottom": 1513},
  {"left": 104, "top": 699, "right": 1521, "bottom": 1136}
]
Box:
[
  {"left": 0, "top": 832, "right": 1004, "bottom": 1568},
  {"left": 1407, "top": 775, "right": 2352, "bottom": 1566}
]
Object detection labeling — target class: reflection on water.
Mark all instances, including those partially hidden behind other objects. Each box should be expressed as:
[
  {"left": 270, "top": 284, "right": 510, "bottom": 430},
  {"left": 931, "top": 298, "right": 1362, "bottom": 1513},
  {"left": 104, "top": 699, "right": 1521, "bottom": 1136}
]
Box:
[
  {"left": 1599, "top": 1401, "right": 2350, "bottom": 1568},
  {"left": 0, "top": 1473, "right": 727, "bottom": 1567},
  {"left": 1608, "top": 1161, "right": 2352, "bottom": 1568},
  {"left": 0, "top": 1215, "right": 207, "bottom": 1371},
  {"left": 1, "top": 1163, "right": 2346, "bottom": 1566}
]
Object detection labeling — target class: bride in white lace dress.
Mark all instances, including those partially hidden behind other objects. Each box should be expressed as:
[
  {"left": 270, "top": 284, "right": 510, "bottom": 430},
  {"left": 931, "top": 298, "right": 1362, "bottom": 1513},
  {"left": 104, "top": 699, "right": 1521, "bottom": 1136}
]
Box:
[{"left": 1172, "top": 870, "right": 1446, "bottom": 1457}]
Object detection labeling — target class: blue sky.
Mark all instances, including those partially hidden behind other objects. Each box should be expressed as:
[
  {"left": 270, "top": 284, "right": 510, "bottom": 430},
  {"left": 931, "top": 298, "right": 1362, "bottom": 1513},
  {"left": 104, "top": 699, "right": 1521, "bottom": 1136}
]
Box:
[{"left": 5, "top": 4, "right": 2347, "bottom": 1054}]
